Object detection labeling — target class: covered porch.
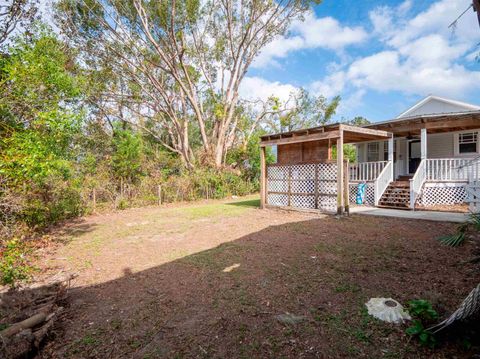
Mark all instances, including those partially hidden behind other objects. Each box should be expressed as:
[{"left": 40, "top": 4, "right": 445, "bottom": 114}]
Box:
[
  {"left": 259, "top": 124, "right": 392, "bottom": 214},
  {"left": 353, "top": 112, "right": 480, "bottom": 210}
]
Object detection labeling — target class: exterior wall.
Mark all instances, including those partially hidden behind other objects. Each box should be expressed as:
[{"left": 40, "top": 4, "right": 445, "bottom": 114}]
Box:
[
  {"left": 427, "top": 132, "right": 454, "bottom": 158},
  {"left": 277, "top": 141, "right": 329, "bottom": 164}
]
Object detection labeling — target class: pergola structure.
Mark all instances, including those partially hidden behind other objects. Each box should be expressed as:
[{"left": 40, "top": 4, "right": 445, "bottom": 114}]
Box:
[{"left": 259, "top": 123, "right": 393, "bottom": 214}]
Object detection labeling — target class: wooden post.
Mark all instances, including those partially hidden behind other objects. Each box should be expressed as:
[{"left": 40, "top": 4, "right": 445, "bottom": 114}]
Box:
[
  {"left": 157, "top": 185, "right": 162, "bottom": 206},
  {"left": 92, "top": 188, "right": 96, "bottom": 212},
  {"left": 314, "top": 164, "right": 319, "bottom": 209},
  {"left": 328, "top": 139, "right": 332, "bottom": 160},
  {"left": 287, "top": 166, "right": 292, "bottom": 207},
  {"left": 388, "top": 136, "right": 394, "bottom": 180},
  {"left": 260, "top": 146, "right": 266, "bottom": 209},
  {"left": 344, "top": 159, "right": 349, "bottom": 215},
  {"left": 337, "top": 131, "right": 344, "bottom": 215},
  {"left": 421, "top": 128, "right": 427, "bottom": 160}
]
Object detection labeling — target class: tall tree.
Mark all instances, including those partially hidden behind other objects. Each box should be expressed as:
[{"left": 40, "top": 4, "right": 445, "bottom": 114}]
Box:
[
  {"left": 55, "top": 0, "right": 320, "bottom": 168},
  {"left": 263, "top": 89, "right": 340, "bottom": 133},
  {"left": 0, "top": 0, "right": 38, "bottom": 46}
]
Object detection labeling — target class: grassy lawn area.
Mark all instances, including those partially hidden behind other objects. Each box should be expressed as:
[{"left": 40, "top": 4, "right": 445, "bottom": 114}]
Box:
[{"left": 35, "top": 196, "right": 478, "bottom": 358}]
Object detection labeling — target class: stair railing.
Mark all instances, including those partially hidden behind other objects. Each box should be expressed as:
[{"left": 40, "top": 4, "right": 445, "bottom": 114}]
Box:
[
  {"left": 349, "top": 161, "right": 388, "bottom": 182},
  {"left": 409, "top": 159, "right": 426, "bottom": 209},
  {"left": 374, "top": 161, "right": 393, "bottom": 206}
]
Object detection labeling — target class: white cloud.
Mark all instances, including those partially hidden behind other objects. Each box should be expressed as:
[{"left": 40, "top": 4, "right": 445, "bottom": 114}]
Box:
[
  {"left": 309, "top": 71, "right": 346, "bottom": 98},
  {"left": 346, "top": 51, "right": 480, "bottom": 97},
  {"left": 239, "top": 76, "right": 299, "bottom": 103},
  {"left": 311, "top": 0, "right": 480, "bottom": 103},
  {"left": 253, "top": 12, "right": 367, "bottom": 68}
]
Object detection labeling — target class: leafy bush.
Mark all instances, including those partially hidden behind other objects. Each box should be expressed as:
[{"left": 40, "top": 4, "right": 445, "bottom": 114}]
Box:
[
  {"left": 405, "top": 300, "right": 439, "bottom": 348},
  {"left": 0, "top": 239, "right": 33, "bottom": 287}
]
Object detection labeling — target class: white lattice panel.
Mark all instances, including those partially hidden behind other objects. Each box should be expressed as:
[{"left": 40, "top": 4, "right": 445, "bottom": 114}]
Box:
[
  {"left": 318, "top": 195, "right": 336, "bottom": 212},
  {"left": 291, "top": 195, "right": 315, "bottom": 209},
  {"left": 267, "top": 180, "right": 288, "bottom": 193},
  {"left": 349, "top": 183, "right": 374, "bottom": 206},
  {"left": 291, "top": 180, "right": 315, "bottom": 193},
  {"left": 267, "top": 166, "right": 288, "bottom": 180},
  {"left": 267, "top": 193, "right": 288, "bottom": 206},
  {"left": 318, "top": 181, "right": 336, "bottom": 195},
  {"left": 290, "top": 164, "right": 315, "bottom": 180},
  {"left": 419, "top": 183, "right": 467, "bottom": 206},
  {"left": 317, "top": 163, "right": 337, "bottom": 180},
  {"left": 266, "top": 162, "right": 341, "bottom": 213}
]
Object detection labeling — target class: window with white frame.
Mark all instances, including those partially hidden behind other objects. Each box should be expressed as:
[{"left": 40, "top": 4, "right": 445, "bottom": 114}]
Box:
[
  {"left": 383, "top": 141, "right": 389, "bottom": 161},
  {"left": 458, "top": 132, "right": 478, "bottom": 154},
  {"left": 367, "top": 142, "right": 379, "bottom": 162}
]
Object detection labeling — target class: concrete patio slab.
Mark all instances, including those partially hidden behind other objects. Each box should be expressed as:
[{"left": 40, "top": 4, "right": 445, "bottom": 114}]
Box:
[{"left": 350, "top": 206, "right": 468, "bottom": 223}]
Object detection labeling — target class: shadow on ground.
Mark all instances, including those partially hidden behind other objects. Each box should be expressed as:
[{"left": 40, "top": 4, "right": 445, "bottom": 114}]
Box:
[{"left": 6, "top": 215, "right": 480, "bottom": 358}]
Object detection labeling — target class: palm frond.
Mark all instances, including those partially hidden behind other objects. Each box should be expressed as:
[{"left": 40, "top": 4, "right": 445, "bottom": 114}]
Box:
[{"left": 437, "top": 232, "right": 466, "bottom": 247}]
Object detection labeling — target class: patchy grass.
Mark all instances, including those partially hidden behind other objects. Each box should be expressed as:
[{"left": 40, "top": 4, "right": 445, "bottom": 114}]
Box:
[{"left": 37, "top": 197, "right": 479, "bottom": 358}]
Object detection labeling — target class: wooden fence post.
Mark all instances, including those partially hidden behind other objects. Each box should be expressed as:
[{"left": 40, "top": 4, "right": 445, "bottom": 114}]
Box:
[
  {"left": 314, "top": 164, "right": 319, "bottom": 209},
  {"left": 157, "top": 185, "right": 162, "bottom": 206},
  {"left": 344, "top": 159, "right": 349, "bottom": 215},
  {"left": 92, "top": 188, "right": 96, "bottom": 212},
  {"left": 260, "top": 146, "right": 266, "bottom": 209},
  {"left": 336, "top": 131, "right": 344, "bottom": 215}
]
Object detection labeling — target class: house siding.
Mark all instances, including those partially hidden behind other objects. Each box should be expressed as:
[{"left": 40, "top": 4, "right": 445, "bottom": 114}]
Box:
[{"left": 427, "top": 132, "right": 454, "bottom": 158}]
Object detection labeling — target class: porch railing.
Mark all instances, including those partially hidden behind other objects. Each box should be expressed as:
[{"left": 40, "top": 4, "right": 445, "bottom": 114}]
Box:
[
  {"left": 349, "top": 161, "right": 388, "bottom": 182},
  {"left": 425, "top": 158, "right": 480, "bottom": 181},
  {"left": 374, "top": 161, "right": 393, "bottom": 206},
  {"left": 410, "top": 159, "right": 427, "bottom": 209}
]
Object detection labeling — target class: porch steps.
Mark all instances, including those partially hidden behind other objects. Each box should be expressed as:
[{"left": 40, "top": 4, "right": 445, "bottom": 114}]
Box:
[{"left": 378, "top": 181, "right": 411, "bottom": 209}]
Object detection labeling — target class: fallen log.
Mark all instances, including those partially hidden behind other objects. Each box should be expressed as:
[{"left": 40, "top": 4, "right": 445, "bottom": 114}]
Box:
[{"left": 0, "top": 312, "right": 47, "bottom": 338}]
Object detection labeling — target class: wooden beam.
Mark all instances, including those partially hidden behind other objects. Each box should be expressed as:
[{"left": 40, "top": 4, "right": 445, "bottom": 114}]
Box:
[
  {"left": 260, "top": 130, "right": 340, "bottom": 147},
  {"left": 367, "top": 116, "right": 480, "bottom": 135},
  {"left": 337, "top": 131, "right": 344, "bottom": 215},
  {"left": 339, "top": 124, "right": 392, "bottom": 138},
  {"left": 260, "top": 146, "right": 266, "bottom": 209}
]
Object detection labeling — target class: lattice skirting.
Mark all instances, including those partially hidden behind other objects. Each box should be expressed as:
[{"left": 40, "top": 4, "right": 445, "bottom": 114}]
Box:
[
  {"left": 418, "top": 182, "right": 468, "bottom": 206},
  {"left": 266, "top": 163, "right": 338, "bottom": 212},
  {"left": 349, "top": 182, "right": 375, "bottom": 206}
]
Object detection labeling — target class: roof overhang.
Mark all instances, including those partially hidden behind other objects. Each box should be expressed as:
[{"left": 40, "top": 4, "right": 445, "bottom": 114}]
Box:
[
  {"left": 260, "top": 123, "right": 392, "bottom": 147},
  {"left": 365, "top": 111, "right": 480, "bottom": 137}
]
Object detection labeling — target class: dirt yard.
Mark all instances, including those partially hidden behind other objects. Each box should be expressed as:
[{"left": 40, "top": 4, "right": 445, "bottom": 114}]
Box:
[{"left": 29, "top": 196, "right": 479, "bottom": 358}]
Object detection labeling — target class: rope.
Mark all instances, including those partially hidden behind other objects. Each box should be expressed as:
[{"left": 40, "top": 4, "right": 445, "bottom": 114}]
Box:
[{"left": 428, "top": 283, "right": 480, "bottom": 333}]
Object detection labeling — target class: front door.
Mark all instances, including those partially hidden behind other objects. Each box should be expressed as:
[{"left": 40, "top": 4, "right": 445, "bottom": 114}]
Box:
[{"left": 408, "top": 140, "right": 421, "bottom": 174}]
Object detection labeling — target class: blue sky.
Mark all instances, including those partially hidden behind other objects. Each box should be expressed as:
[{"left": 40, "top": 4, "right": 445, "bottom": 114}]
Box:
[{"left": 240, "top": 0, "right": 480, "bottom": 123}]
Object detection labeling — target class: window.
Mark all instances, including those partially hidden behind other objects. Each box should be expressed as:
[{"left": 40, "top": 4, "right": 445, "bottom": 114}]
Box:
[
  {"left": 367, "top": 142, "right": 379, "bottom": 162},
  {"left": 383, "top": 141, "right": 389, "bottom": 161},
  {"left": 458, "top": 132, "right": 478, "bottom": 154}
]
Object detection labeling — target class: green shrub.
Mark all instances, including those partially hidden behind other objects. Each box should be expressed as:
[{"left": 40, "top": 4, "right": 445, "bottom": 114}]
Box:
[
  {"left": 0, "top": 239, "right": 33, "bottom": 287},
  {"left": 405, "top": 300, "right": 439, "bottom": 348}
]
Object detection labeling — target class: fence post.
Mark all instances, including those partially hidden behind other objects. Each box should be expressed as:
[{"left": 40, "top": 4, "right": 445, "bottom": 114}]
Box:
[
  {"left": 314, "top": 164, "right": 319, "bottom": 209},
  {"left": 92, "top": 188, "right": 96, "bottom": 212},
  {"left": 157, "top": 185, "right": 162, "bottom": 206},
  {"left": 344, "top": 159, "right": 350, "bottom": 215}
]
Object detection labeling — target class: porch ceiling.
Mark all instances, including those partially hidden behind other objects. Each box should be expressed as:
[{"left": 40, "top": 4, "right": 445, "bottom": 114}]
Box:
[
  {"left": 260, "top": 123, "right": 392, "bottom": 147},
  {"left": 365, "top": 111, "right": 480, "bottom": 137}
]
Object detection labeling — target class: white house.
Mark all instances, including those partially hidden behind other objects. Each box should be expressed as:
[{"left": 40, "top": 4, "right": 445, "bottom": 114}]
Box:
[{"left": 351, "top": 95, "right": 480, "bottom": 209}]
